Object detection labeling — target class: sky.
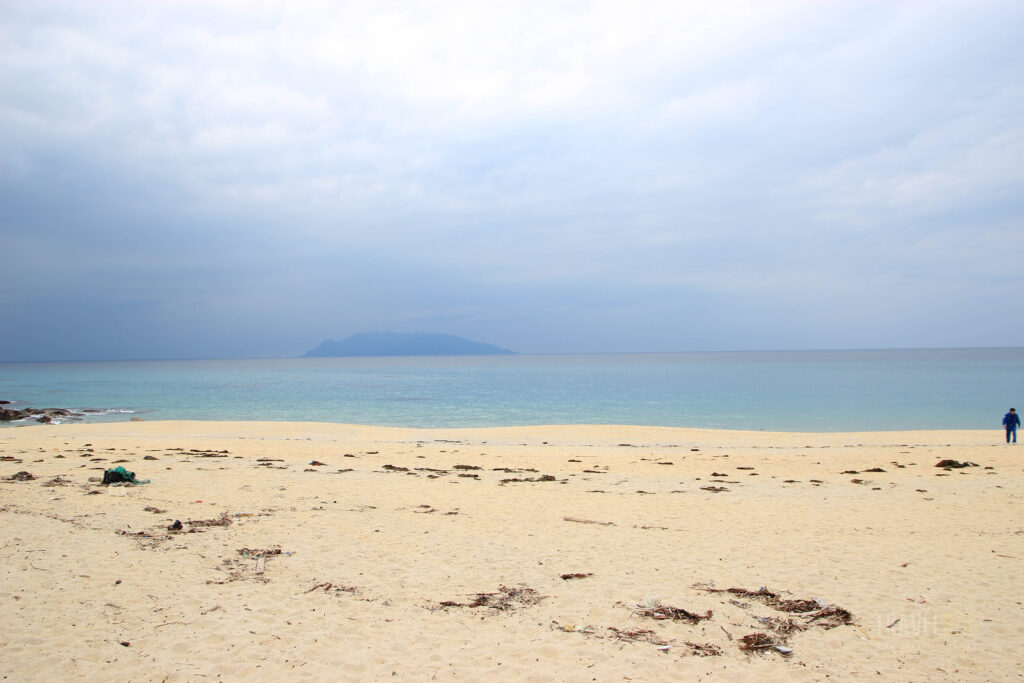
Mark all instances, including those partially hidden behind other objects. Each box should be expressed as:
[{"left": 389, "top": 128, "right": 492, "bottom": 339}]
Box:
[{"left": 1, "top": 0, "right": 1022, "bottom": 361}]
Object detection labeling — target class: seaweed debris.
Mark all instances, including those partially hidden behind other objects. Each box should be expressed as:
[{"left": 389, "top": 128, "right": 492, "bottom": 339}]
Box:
[
  {"left": 697, "top": 584, "right": 855, "bottom": 630},
  {"left": 188, "top": 512, "right": 233, "bottom": 528},
  {"left": 684, "top": 641, "right": 724, "bottom": 657},
  {"left": 935, "top": 459, "right": 977, "bottom": 469},
  {"left": 635, "top": 605, "right": 713, "bottom": 623},
  {"left": 439, "top": 585, "right": 545, "bottom": 611},
  {"left": 237, "top": 547, "right": 282, "bottom": 558},
  {"left": 738, "top": 632, "right": 778, "bottom": 651},
  {"left": 607, "top": 627, "right": 668, "bottom": 645},
  {"left": 500, "top": 475, "right": 557, "bottom": 484}
]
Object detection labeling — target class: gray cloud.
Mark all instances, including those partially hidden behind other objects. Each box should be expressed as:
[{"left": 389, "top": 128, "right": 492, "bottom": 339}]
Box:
[{"left": 1, "top": 0, "right": 1022, "bottom": 360}]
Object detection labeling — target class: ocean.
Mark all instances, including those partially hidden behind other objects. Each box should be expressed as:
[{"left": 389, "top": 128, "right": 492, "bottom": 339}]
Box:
[{"left": 1, "top": 348, "right": 1021, "bottom": 431}]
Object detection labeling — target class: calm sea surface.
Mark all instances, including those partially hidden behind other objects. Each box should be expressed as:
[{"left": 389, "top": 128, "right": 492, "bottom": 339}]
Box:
[{"left": 1, "top": 349, "right": 1021, "bottom": 431}]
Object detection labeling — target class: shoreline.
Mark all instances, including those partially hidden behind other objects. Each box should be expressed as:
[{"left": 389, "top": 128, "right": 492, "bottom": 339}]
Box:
[
  {"left": 2, "top": 421, "right": 1020, "bottom": 680},
  {"left": 0, "top": 417, "right": 1005, "bottom": 437}
]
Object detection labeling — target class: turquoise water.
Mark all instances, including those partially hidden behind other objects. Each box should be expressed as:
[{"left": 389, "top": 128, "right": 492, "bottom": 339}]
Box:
[{"left": 1, "top": 349, "right": 1021, "bottom": 431}]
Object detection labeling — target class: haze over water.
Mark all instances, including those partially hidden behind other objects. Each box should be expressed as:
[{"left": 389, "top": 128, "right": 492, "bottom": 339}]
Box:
[{"left": 2, "top": 348, "right": 1021, "bottom": 432}]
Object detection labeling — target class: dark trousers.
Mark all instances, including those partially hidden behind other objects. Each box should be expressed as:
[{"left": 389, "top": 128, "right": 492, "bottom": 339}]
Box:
[{"left": 1008, "top": 426, "right": 1018, "bottom": 443}]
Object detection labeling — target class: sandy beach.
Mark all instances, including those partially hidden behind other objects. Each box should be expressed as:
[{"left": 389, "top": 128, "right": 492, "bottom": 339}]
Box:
[{"left": 1, "top": 421, "right": 1021, "bottom": 681}]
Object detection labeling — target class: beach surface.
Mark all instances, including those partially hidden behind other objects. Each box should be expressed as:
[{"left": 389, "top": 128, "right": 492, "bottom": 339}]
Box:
[{"left": 1, "top": 421, "right": 1021, "bottom": 681}]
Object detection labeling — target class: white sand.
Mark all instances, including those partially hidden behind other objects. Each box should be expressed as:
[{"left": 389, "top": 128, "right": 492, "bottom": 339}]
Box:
[{"left": 1, "top": 421, "right": 1021, "bottom": 681}]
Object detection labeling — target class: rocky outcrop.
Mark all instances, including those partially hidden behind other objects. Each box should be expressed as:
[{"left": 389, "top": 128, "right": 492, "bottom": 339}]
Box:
[{"left": 0, "top": 405, "right": 86, "bottom": 423}]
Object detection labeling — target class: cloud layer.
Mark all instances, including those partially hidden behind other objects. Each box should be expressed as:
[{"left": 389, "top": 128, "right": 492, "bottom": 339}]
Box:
[{"left": 1, "top": 0, "right": 1022, "bottom": 360}]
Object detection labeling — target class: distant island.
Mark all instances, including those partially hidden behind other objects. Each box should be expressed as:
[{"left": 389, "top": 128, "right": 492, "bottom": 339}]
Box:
[{"left": 302, "top": 332, "right": 516, "bottom": 357}]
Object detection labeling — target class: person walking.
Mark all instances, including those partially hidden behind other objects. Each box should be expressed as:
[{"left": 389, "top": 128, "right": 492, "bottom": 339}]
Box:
[{"left": 1004, "top": 408, "right": 1020, "bottom": 443}]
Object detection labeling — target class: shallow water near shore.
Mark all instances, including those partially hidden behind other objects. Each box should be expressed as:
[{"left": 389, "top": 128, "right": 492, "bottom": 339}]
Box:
[{"left": 1, "top": 348, "right": 1022, "bottom": 431}]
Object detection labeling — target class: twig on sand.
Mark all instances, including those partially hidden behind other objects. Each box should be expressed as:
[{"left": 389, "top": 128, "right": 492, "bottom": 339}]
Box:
[
  {"left": 563, "top": 516, "right": 615, "bottom": 526},
  {"left": 155, "top": 621, "right": 188, "bottom": 628}
]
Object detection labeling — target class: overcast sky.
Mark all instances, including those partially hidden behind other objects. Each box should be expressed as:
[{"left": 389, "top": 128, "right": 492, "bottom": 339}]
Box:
[{"left": 1, "top": 1, "right": 1022, "bottom": 361}]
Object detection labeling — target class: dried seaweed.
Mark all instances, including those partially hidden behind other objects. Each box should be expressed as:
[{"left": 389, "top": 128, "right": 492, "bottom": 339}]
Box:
[
  {"left": 805, "top": 605, "right": 854, "bottom": 629},
  {"left": 306, "top": 582, "right": 360, "bottom": 594},
  {"left": 697, "top": 584, "right": 855, "bottom": 630},
  {"left": 773, "top": 598, "right": 819, "bottom": 613},
  {"left": 635, "top": 605, "right": 713, "bottom": 623},
  {"left": 207, "top": 557, "right": 268, "bottom": 584},
  {"left": 560, "top": 572, "right": 593, "bottom": 580},
  {"left": 738, "top": 632, "right": 777, "bottom": 651},
  {"left": 756, "top": 616, "right": 808, "bottom": 636},
  {"left": 500, "top": 475, "right": 557, "bottom": 484},
  {"left": 237, "top": 547, "right": 282, "bottom": 558},
  {"left": 935, "top": 459, "right": 977, "bottom": 469},
  {"left": 607, "top": 627, "right": 668, "bottom": 645},
  {"left": 684, "top": 641, "right": 723, "bottom": 657},
  {"left": 439, "top": 585, "right": 545, "bottom": 611},
  {"left": 188, "top": 512, "right": 233, "bottom": 527}
]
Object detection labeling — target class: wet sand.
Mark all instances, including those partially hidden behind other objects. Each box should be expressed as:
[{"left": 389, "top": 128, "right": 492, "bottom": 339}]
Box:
[{"left": 1, "top": 421, "right": 1021, "bottom": 681}]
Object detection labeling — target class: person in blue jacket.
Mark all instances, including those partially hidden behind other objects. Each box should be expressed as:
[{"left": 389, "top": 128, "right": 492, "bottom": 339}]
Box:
[{"left": 1004, "top": 408, "right": 1020, "bottom": 443}]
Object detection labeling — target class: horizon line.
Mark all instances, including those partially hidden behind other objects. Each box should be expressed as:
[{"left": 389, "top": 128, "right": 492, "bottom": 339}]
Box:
[{"left": 1, "top": 344, "right": 1022, "bottom": 364}]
